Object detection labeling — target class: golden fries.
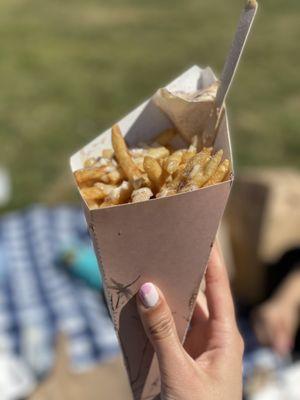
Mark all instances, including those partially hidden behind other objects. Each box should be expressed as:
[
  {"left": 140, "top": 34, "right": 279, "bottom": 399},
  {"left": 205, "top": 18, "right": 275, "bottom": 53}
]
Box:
[
  {"left": 74, "top": 125, "right": 232, "bottom": 209},
  {"left": 75, "top": 166, "right": 110, "bottom": 188},
  {"left": 107, "top": 168, "right": 125, "bottom": 185},
  {"left": 181, "top": 149, "right": 196, "bottom": 163},
  {"left": 132, "top": 156, "right": 146, "bottom": 173},
  {"left": 146, "top": 146, "right": 170, "bottom": 159},
  {"left": 203, "top": 159, "right": 230, "bottom": 187},
  {"left": 179, "top": 149, "right": 223, "bottom": 192},
  {"left": 143, "top": 156, "right": 164, "bottom": 192},
  {"left": 156, "top": 186, "right": 177, "bottom": 198},
  {"left": 180, "top": 147, "right": 212, "bottom": 185},
  {"left": 101, "top": 181, "right": 133, "bottom": 207},
  {"left": 111, "top": 125, "right": 144, "bottom": 188},
  {"left": 204, "top": 149, "right": 223, "bottom": 178},
  {"left": 163, "top": 150, "right": 183, "bottom": 175},
  {"left": 80, "top": 185, "right": 114, "bottom": 201}
]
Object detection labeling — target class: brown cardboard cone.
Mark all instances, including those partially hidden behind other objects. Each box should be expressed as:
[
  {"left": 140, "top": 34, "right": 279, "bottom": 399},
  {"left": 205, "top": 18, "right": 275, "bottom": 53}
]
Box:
[{"left": 70, "top": 66, "right": 233, "bottom": 400}]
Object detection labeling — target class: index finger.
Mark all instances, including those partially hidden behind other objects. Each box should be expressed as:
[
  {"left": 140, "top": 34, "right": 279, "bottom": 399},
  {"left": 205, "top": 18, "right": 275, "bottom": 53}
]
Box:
[{"left": 205, "top": 243, "right": 236, "bottom": 324}]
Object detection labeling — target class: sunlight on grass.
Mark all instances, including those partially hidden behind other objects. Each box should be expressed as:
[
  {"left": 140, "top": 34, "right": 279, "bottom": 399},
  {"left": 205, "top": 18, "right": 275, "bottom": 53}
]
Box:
[{"left": 0, "top": 0, "right": 300, "bottom": 210}]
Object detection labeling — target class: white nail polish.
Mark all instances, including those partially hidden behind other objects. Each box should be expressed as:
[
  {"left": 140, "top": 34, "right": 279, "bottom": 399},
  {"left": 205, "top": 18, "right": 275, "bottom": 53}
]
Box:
[{"left": 139, "top": 282, "right": 159, "bottom": 308}]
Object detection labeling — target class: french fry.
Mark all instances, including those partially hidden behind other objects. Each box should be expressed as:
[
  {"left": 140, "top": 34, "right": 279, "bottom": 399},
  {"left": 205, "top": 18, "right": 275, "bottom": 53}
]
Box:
[
  {"left": 101, "top": 181, "right": 133, "bottom": 207},
  {"left": 146, "top": 146, "right": 170, "bottom": 159},
  {"left": 80, "top": 186, "right": 110, "bottom": 201},
  {"left": 133, "top": 156, "right": 146, "bottom": 173},
  {"left": 170, "top": 164, "right": 186, "bottom": 187},
  {"left": 74, "top": 166, "right": 110, "bottom": 187},
  {"left": 203, "top": 159, "right": 231, "bottom": 187},
  {"left": 156, "top": 185, "right": 177, "bottom": 198},
  {"left": 190, "top": 149, "right": 223, "bottom": 188},
  {"left": 111, "top": 125, "right": 144, "bottom": 188},
  {"left": 143, "top": 156, "right": 164, "bottom": 192},
  {"left": 181, "top": 148, "right": 212, "bottom": 182},
  {"left": 180, "top": 136, "right": 198, "bottom": 162},
  {"left": 153, "top": 128, "right": 177, "bottom": 146},
  {"left": 131, "top": 187, "right": 153, "bottom": 203},
  {"left": 163, "top": 150, "right": 183, "bottom": 174},
  {"left": 172, "top": 162, "right": 185, "bottom": 178},
  {"left": 155, "top": 162, "right": 184, "bottom": 197},
  {"left": 94, "top": 182, "right": 117, "bottom": 194},
  {"left": 130, "top": 148, "right": 147, "bottom": 158},
  {"left": 202, "top": 149, "right": 223, "bottom": 183},
  {"left": 181, "top": 149, "right": 196, "bottom": 163},
  {"left": 177, "top": 148, "right": 213, "bottom": 192},
  {"left": 223, "top": 164, "right": 232, "bottom": 181},
  {"left": 184, "top": 147, "right": 212, "bottom": 173},
  {"left": 107, "top": 168, "right": 125, "bottom": 185},
  {"left": 98, "top": 174, "right": 110, "bottom": 184}
]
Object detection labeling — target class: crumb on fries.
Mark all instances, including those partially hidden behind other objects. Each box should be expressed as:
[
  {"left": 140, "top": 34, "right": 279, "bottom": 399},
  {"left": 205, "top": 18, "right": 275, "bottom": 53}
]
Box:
[{"left": 131, "top": 187, "right": 153, "bottom": 203}]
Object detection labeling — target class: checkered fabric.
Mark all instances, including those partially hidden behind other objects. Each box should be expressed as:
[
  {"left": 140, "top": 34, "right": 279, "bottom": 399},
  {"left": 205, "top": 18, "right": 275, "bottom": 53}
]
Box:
[{"left": 0, "top": 206, "right": 119, "bottom": 375}]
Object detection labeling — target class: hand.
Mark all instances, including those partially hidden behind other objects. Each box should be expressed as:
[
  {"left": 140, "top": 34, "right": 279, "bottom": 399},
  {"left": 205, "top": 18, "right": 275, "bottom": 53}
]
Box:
[
  {"left": 252, "top": 297, "right": 298, "bottom": 356},
  {"left": 136, "top": 245, "right": 244, "bottom": 400}
]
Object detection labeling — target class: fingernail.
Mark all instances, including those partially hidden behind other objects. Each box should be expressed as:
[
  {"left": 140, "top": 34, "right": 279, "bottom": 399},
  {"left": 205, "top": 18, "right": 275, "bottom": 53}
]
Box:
[{"left": 139, "top": 283, "right": 159, "bottom": 308}]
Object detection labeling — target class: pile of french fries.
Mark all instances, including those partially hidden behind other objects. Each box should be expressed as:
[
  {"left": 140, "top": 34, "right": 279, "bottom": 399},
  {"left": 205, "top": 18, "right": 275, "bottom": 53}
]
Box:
[{"left": 74, "top": 125, "right": 231, "bottom": 209}]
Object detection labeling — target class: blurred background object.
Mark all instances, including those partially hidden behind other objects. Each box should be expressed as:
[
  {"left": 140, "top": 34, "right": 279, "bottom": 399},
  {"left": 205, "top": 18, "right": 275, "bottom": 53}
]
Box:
[
  {"left": 0, "top": 168, "right": 11, "bottom": 208},
  {"left": 29, "top": 335, "right": 131, "bottom": 400},
  {"left": 226, "top": 168, "right": 300, "bottom": 304},
  {"left": 0, "top": 0, "right": 300, "bottom": 398}
]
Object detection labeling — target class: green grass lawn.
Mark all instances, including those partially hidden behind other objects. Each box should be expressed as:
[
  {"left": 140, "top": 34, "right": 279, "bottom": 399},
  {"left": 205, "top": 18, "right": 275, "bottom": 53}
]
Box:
[{"left": 1, "top": 0, "right": 300, "bottom": 210}]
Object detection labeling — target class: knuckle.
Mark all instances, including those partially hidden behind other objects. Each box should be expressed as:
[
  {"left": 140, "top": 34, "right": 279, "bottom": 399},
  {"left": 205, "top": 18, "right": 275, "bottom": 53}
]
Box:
[
  {"left": 205, "top": 271, "right": 220, "bottom": 287},
  {"left": 148, "top": 313, "right": 174, "bottom": 341}
]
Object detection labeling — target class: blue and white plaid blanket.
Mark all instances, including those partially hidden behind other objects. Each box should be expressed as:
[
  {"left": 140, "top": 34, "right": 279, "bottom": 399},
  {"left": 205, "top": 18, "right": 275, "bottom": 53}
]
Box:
[
  {"left": 0, "top": 206, "right": 119, "bottom": 376},
  {"left": 1, "top": 205, "right": 288, "bottom": 399}
]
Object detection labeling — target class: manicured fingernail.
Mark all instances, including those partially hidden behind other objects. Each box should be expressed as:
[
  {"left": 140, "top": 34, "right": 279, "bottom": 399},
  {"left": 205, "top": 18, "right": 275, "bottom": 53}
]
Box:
[{"left": 139, "top": 283, "right": 159, "bottom": 308}]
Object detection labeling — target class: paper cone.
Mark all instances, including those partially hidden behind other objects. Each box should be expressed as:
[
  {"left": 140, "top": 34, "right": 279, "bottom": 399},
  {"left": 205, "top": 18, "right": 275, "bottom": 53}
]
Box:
[{"left": 70, "top": 66, "right": 233, "bottom": 400}]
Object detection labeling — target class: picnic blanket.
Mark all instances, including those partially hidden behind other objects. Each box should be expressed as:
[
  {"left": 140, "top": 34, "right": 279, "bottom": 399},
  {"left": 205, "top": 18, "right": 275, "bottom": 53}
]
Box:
[{"left": 0, "top": 206, "right": 119, "bottom": 378}]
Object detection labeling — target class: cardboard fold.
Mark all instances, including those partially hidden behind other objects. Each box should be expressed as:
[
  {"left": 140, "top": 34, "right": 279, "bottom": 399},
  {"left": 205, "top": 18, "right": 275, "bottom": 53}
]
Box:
[{"left": 70, "top": 66, "right": 233, "bottom": 400}]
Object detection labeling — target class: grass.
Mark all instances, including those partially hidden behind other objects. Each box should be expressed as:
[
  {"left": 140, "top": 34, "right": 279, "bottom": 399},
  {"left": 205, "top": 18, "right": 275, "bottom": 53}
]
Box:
[{"left": 0, "top": 0, "right": 300, "bottom": 210}]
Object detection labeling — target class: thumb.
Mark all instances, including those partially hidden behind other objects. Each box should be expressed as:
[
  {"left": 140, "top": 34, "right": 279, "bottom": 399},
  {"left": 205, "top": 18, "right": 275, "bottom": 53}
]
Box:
[{"left": 136, "top": 283, "right": 186, "bottom": 374}]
